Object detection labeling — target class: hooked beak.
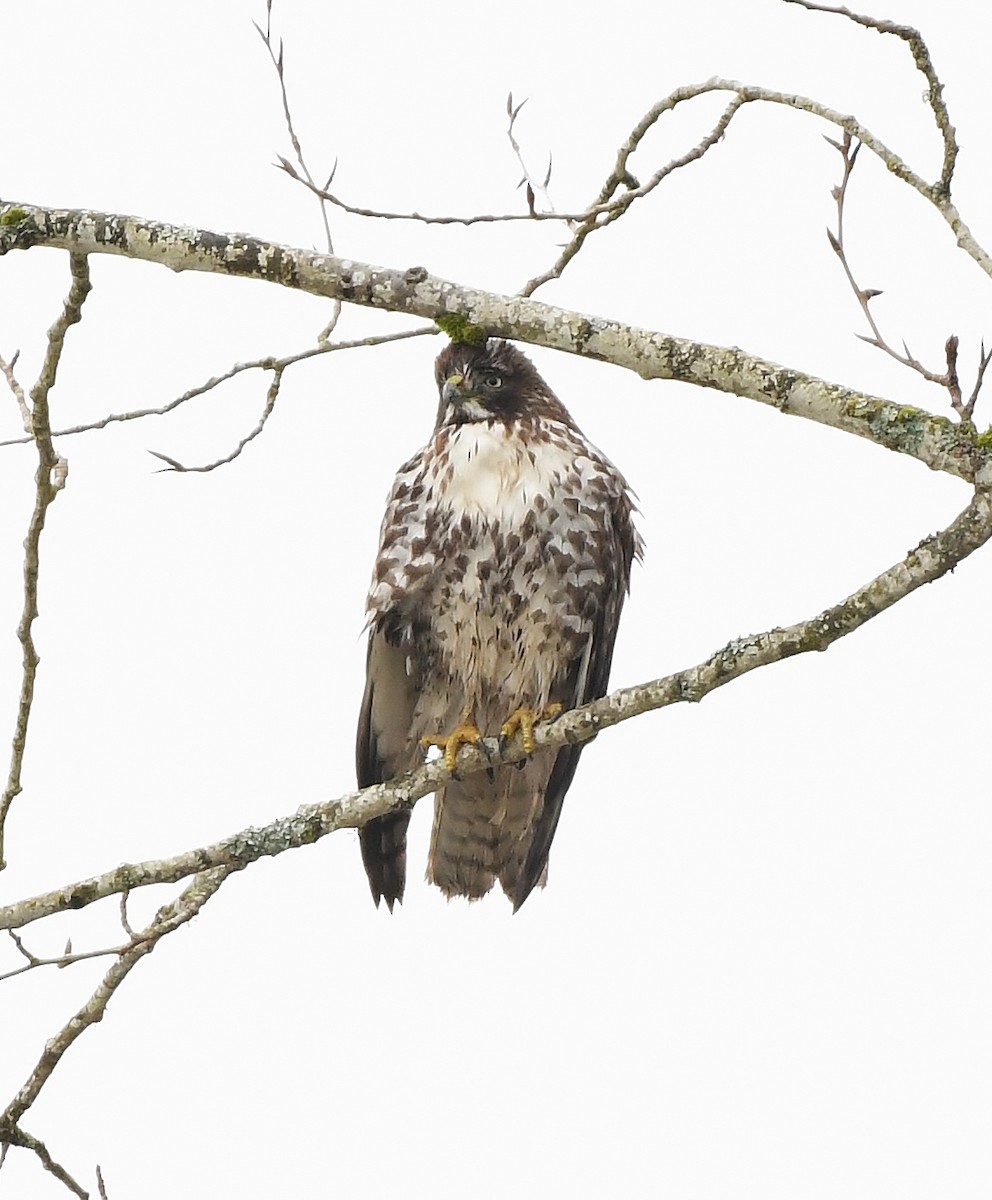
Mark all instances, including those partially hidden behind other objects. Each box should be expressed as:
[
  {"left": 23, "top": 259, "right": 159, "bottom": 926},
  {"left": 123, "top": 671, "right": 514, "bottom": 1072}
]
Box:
[{"left": 441, "top": 372, "right": 466, "bottom": 406}]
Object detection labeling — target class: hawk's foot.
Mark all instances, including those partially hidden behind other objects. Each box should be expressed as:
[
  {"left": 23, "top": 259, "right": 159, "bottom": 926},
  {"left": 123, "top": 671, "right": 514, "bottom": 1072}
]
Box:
[
  {"left": 500, "top": 703, "right": 563, "bottom": 755},
  {"left": 421, "top": 720, "right": 483, "bottom": 773}
]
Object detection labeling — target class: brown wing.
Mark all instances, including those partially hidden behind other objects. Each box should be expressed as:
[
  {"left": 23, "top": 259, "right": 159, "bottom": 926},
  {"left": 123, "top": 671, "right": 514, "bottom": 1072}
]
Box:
[
  {"left": 510, "top": 485, "right": 640, "bottom": 911},
  {"left": 356, "top": 622, "right": 420, "bottom": 910}
]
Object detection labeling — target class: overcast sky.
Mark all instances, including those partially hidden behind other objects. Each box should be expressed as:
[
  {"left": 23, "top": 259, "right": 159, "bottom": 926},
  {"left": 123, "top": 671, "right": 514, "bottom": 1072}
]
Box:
[{"left": 1, "top": 1, "right": 991, "bottom": 1197}]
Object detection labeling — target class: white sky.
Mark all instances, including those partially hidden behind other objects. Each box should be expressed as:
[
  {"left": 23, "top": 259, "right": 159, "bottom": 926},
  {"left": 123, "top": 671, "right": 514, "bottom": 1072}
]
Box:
[{"left": 1, "top": 1, "right": 990, "bottom": 1196}]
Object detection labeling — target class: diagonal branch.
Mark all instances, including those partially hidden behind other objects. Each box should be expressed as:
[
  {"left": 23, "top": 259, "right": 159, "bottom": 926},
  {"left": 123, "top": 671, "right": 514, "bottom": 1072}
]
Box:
[
  {"left": 784, "top": 0, "right": 957, "bottom": 192},
  {"left": 0, "top": 326, "right": 434, "bottom": 449},
  {"left": 0, "top": 1124, "right": 88, "bottom": 1198},
  {"left": 0, "top": 254, "right": 90, "bottom": 869},
  {"left": 4, "top": 467, "right": 991, "bottom": 935},
  {"left": 0, "top": 205, "right": 983, "bottom": 481},
  {"left": 0, "top": 867, "right": 231, "bottom": 1134}
]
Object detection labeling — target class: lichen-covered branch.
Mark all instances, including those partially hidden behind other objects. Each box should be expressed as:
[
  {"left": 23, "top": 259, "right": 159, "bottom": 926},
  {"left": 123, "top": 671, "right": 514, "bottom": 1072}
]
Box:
[
  {"left": 0, "top": 202, "right": 983, "bottom": 481},
  {"left": 5, "top": 467, "right": 990, "bottom": 935},
  {"left": 0, "top": 254, "right": 90, "bottom": 868}
]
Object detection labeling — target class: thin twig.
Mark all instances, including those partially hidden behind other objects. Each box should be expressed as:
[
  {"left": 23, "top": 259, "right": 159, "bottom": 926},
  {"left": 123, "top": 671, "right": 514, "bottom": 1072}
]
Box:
[
  {"left": 0, "top": 327, "right": 434, "bottom": 449},
  {"left": 2, "top": 867, "right": 231, "bottom": 1131},
  {"left": 0, "top": 351, "right": 31, "bottom": 431},
  {"left": 286, "top": 186, "right": 595, "bottom": 225},
  {"left": 149, "top": 365, "right": 284, "bottom": 472},
  {"left": 826, "top": 131, "right": 944, "bottom": 383},
  {"left": 0, "top": 1124, "right": 89, "bottom": 1198},
  {"left": 1, "top": 932, "right": 133, "bottom": 983},
  {"left": 784, "top": 0, "right": 957, "bottom": 193},
  {"left": 506, "top": 93, "right": 559, "bottom": 219},
  {"left": 0, "top": 254, "right": 90, "bottom": 869},
  {"left": 255, "top": 0, "right": 341, "bottom": 338},
  {"left": 825, "top": 131, "right": 990, "bottom": 419},
  {"left": 522, "top": 94, "right": 745, "bottom": 296},
  {"left": 965, "top": 342, "right": 992, "bottom": 420},
  {"left": 119, "top": 892, "right": 135, "bottom": 939}
]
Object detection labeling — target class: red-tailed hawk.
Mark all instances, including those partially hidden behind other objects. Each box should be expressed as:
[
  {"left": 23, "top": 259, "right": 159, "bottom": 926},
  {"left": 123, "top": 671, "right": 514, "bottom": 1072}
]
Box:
[{"left": 356, "top": 339, "right": 641, "bottom": 910}]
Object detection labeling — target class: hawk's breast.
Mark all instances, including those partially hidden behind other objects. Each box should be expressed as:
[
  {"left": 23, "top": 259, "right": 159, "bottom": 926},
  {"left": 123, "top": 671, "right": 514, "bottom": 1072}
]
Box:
[{"left": 417, "top": 419, "right": 602, "bottom": 720}]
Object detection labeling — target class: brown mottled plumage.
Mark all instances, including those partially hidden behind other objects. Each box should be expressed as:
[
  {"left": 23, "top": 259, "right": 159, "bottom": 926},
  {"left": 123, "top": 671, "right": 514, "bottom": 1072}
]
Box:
[{"left": 356, "top": 339, "right": 641, "bottom": 910}]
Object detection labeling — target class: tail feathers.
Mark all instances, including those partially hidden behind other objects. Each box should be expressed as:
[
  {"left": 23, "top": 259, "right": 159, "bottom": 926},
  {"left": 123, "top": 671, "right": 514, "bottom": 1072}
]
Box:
[
  {"left": 360, "top": 812, "right": 410, "bottom": 912},
  {"left": 427, "top": 761, "right": 550, "bottom": 908}
]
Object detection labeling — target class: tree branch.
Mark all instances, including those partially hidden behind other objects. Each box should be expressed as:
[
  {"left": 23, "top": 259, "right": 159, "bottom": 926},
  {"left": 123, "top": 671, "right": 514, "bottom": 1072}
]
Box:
[
  {"left": 4, "top": 465, "right": 990, "bottom": 935},
  {"left": 0, "top": 1124, "right": 89, "bottom": 1198},
  {"left": 0, "top": 326, "right": 434, "bottom": 449},
  {"left": 1, "top": 867, "right": 231, "bottom": 1130},
  {"left": 0, "top": 202, "right": 983, "bottom": 481},
  {"left": 0, "top": 253, "right": 89, "bottom": 868},
  {"left": 784, "top": 0, "right": 957, "bottom": 192}
]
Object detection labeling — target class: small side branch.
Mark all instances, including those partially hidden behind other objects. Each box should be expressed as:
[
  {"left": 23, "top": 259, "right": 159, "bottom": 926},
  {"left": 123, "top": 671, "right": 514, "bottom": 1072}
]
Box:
[
  {"left": 506, "top": 93, "right": 557, "bottom": 219},
  {"left": 522, "top": 93, "right": 744, "bottom": 296},
  {"left": 825, "top": 132, "right": 990, "bottom": 420},
  {"left": 1, "top": 867, "right": 230, "bottom": 1133},
  {"left": 0, "top": 254, "right": 90, "bottom": 868},
  {"left": 255, "top": 0, "right": 340, "bottom": 338},
  {"left": 0, "top": 1124, "right": 89, "bottom": 1198},
  {"left": 149, "top": 365, "right": 284, "bottom": 472},
  {"left": 784, "top": 0, "right": 957, "bottom": 193},
  {"left": 1, "top": 927, "right": 131, "bottom": 983},
  {"left": 0, "top": 326, "right": 434, "bottom": 449}
]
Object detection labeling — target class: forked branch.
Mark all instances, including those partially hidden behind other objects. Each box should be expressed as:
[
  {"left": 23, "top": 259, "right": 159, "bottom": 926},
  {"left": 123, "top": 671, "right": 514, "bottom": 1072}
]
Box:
[{"left": 825, "top": 131, "right": 991, "bottom": 421}]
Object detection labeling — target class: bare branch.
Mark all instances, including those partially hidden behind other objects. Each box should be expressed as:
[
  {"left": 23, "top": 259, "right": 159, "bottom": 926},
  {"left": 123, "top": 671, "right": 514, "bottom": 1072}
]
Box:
[
  {"left": 0, "top": 351, "right": 31, "bottom": 431},
  {"left": 522, "top": 93, "right": 745, "bottom": 296},
  {"left": 506, "top": 93, "right": 559, "bottom": 219},
  {"left": 784, "top": 0, "right": 957, "bottom": 192},
  {"left": 1, "top": 867, "right": 231, "bottom": 1130},
  {"left": 1, "top": 929, "right": 132, "bottom": 983},
  {"left": 945, "top": 334, "right": 963, "bottom": 414},
  {"left": 0, "top": 254, "right": 90, "bottom": 869},
  {"left": 5, "top": 468, "right": 992, "bottom": 934},
  {"left": 827, "top": 131, "right": 946, "bottom": 382},
  {"left": 255, "top": 0, "right": 340, "bottom": 337},
  {"left": 119, "top": 892, "right": 135, "bottom": 939},
  {"left": 0, "top": 1125, "right": 89, "bottom": 1198},
  {"left": 964, "top": 341, "right": 992, "bottom": 421},
  {"left": 825, "top": 132, "right": 988, "bottom": 420},
  {"left": 150, "top": 364, "right": 284, "bottom": 472},
  {"left": 0, "top": 327, "right": 434, "bottom": 449}
]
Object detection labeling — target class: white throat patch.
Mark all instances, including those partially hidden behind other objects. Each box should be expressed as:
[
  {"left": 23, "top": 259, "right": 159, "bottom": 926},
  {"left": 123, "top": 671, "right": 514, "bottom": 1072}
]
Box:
[{"left": 438, "top": 420, "right": 578, "bottom": 521}]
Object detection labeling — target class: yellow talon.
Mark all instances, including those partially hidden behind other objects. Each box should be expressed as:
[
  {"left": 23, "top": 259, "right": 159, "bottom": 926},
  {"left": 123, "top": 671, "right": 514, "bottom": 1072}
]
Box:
[
  {"left": 421, "top": 720, "right": 483, "bottom": 772},
  {"left": 500, "top": 703, "right": 563, "bottom": 754}
]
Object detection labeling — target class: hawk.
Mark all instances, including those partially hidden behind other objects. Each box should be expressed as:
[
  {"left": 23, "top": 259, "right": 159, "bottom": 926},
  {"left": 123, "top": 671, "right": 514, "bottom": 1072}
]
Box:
[{"left": 356, "top": 338, "right": 641, "bottom": 910}]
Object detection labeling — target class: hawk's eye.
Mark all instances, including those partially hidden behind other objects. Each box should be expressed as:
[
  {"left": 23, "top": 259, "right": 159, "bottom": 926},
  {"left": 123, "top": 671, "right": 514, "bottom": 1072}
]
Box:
[{"left": 484, "top": 374, "right": 502, "bottom": 389}]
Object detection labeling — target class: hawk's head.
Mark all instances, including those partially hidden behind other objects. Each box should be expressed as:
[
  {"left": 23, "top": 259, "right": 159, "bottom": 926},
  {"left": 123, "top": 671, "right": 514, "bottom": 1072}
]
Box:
[{"left": 433, "top": 339, "right": 573, "bottom": 429}]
